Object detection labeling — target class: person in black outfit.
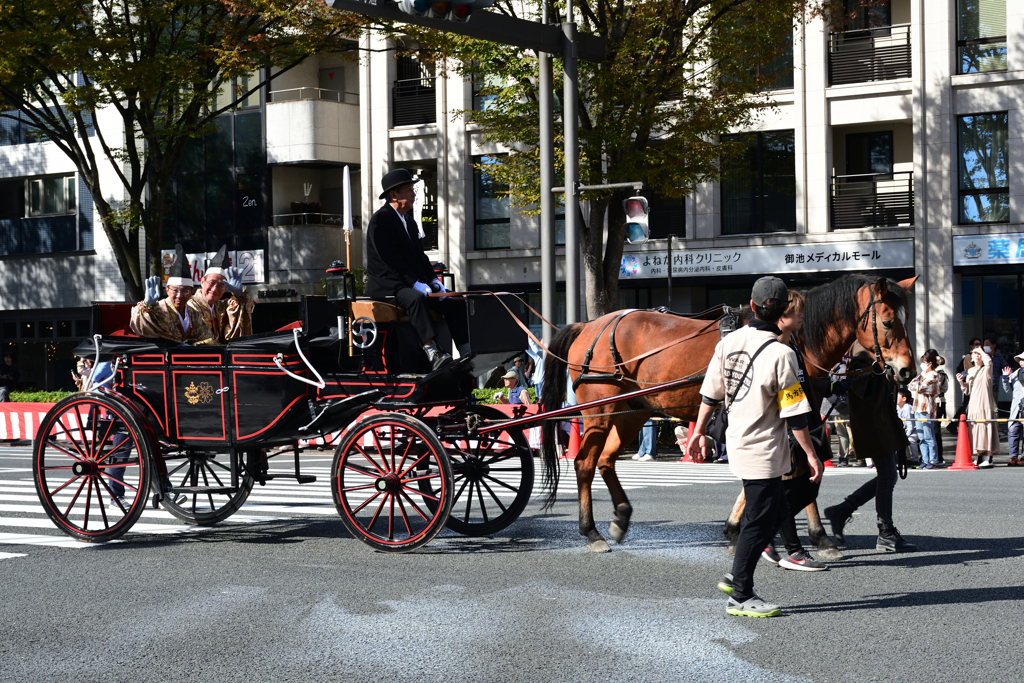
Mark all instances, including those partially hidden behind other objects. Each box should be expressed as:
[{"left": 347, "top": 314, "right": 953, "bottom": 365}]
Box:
[
  {"left": 364, "top": 168, "right": 467, "bottom": 370},
  {"left": 0, "top": 352, "right": 18, "bottom": 402}
]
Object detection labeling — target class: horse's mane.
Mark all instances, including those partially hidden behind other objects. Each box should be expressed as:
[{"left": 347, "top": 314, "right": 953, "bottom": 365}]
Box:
[{"left": 801, "top": 274, "right": 908, "bottom": 356}]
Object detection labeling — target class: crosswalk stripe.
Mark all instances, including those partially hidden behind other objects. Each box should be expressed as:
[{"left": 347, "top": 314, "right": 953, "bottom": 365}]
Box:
[{"left": 0, "top": 551, "right": 26, "bottom": 560}]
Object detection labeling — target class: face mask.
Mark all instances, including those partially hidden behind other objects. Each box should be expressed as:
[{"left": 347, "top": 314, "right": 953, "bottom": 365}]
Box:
[
  {"left": 983, "top": 346, "right": 992, "bottom": 353},
  {"left": 920, "top": 362, "right": 929, "bottom": 371}
]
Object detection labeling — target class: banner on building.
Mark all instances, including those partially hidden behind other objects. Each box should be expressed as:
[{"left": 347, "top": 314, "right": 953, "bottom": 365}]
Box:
[
  {"left": 160, "top": 249, "right": 265, "bottom": 284},
  {"left": 953, "top": 233, "right": 1024, "bottom": 266},
  {"left": 619, "top": 239, "right": 913, "bottom": 279}
]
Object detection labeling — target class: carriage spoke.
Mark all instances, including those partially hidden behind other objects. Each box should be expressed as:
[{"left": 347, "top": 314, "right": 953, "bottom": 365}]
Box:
[
  {"left": 477, "top": 478, "right": 508, "bottom": 514},
  {"left": 349, "top": 490, "right": 382, "bottom": 515},
  {"left": 394, "top": 493, "right": 413, "bottom": 536},
  {"left": 366, "top": 492, "right": 388, "bottom": 532},
  {"left": 92, "top": 418, "right": 116, "bottom": 463},
  {"left": 398, "top": 489, "right": 431, "bottom": 522},
  {"left": 82, "top": 478, "right": 93, "bottom": 530},
  {"left": 167, "top": 460, "right": 189, "bottom": 477},
  {"left": 400, "top": 472, "right": 440, "bottom": 484},
  {"left": 394, "top": 437, "right": 415, "bottom": 477},
  {"left": 369, "top": 428, "right": 392, "bottom": 473},
  {"left": 93, "top": 477, "right": 110, "bottom": 529},
  {"left": 388, "top": 494, "right": 395, "bottom": 540},
  {"left": 101, "top": 471, "right": 139, "bottom": 493},
  {"left": 475, "top": 480, "right": 489, "bottom": 523},
  {"left": 397, "top": 452, "right": 430, "bottom": 478},
  {"left": 53, "top": 422, "right": 89, "bottom": 461},
  {"left": 353, "top": 443, "right": 388, "bottom": 477},
  {"left": 462, "top": 481, "right": 476, "bottom": 523},
  {"left": 47, "top": 474, "right": 80, "bottom": 496},
  {"left": 63, "top": 478, "right": 88, "bottom": 517},
  {"left": 99, "top": 476, "right": 128, "bottom": 514},
  {"left": 344, "top": 463, "right": 378, "bottom": 479},
  {"left": 71, "top": 405, "right": 93, "bottom": 459},
  {"left": 341, "top": 483, "right": 378, "bottom": 493},
  {"left": 201, "top": 465, "right": 216, "bottom": 511},
  {"left": 481, "top": 473, "right": 521, "bottom": 493}
]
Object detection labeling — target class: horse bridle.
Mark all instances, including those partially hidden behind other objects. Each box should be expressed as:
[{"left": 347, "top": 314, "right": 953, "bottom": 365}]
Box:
[{"left": 854, "top": 287, "right": 891, "bottom": 377}]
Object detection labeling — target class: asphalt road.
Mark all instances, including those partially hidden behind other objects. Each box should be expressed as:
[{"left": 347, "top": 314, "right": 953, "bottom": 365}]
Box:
[{"left": 1, "top": 444, "right": 1022, "bottom": 683}]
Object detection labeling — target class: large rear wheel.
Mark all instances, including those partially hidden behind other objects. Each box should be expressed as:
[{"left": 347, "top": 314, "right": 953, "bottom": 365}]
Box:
[
  {"left": 32, "top": 393, "right": 153, "bottom": 543},
  {"left": 332, "top": 413, "right": 453, "bottom": 553}
]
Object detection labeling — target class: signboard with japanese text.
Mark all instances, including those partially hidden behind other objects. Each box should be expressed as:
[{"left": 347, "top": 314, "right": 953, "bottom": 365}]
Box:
[
  {"left": 160, "top": 249, "right": 265, "bottom": 284},
  {"left": 619, "top": 239, "right": 913, "bottom": 279},
  {"left": 953, "top": 233, "right": 1024, "bottom": 266}
]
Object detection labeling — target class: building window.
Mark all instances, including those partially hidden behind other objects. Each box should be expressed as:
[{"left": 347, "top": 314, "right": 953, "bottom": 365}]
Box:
[
  {"left": 846, "top": 131, "right": 893, "bottom": 176},
  {"left": 720, "top": 131, "right": 796, "bottom": 235},
  {"left": 473, "top": 155, "right": 510, "bottom": 249},
  {"left": 958, "top": 112, "right": 1008, "bottom": 224},
  {"left": 29, "top": 176, "right": 76, "bottom": 216},
  {"left": 756, "top": 29, "right": 794, "bottom": 91},
  {"left": 472, "top": 72, "right": 502, "bottom": 113},
  {"left": 957, "top": 0, "right": 1006, "bottom": 74}
]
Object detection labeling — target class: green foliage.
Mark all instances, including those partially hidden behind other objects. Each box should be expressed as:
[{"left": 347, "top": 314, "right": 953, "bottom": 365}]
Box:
[
  {"left": 472, "top": 387, "right": 537, "bottom": 404},
  {"left": 9, "top": 390, "right": 74, "bottom": 403},
  {"left": 0, "top": 0, "right": 367, "bottom": 299},
  {"left": 390, "top": 0, "right": 819, "bottom": 316}
]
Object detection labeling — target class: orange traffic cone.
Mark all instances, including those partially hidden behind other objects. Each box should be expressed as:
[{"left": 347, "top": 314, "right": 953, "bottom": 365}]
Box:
[
  {"left": 678, "top": 421, "right": 699, "bottom": 463},
  {"left": 561, "top": 418, "right": 580, "bottom": 460},
  {"left": 948, "top": 414, "right": 978, "bottom": 470}
]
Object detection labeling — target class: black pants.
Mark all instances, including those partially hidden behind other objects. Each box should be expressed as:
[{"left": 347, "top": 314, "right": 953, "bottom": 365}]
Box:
[
  {"left": 731, "top": 477, "right": 785, "bottom": 602},
  {"left": 778, "top": 472, "right": 820, "bottom": 556},
  {"left": 393, "top": 287, "right": 469, "bottom": 348},
  {"left": 835, "top": 448, "right": 898, "bottom": 528}
]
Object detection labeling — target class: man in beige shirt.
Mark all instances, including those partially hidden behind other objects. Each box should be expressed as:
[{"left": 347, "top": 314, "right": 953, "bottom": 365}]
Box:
[{"left": 687, "top": 276, "right": 821, "bottom": 617}]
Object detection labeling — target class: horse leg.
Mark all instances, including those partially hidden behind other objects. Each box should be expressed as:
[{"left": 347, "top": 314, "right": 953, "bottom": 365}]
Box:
[
  {"left": 723, "top": 488, "right": 745, "bottom": 555},
  {"left": 574, "top": 432, "right": 609, "bottom": 553},
  {"left": 805, "top": 501, "right": 844, "bottom": 560},
  {"left": 597, "top": 421, "right": 637, "bottom": 545}
]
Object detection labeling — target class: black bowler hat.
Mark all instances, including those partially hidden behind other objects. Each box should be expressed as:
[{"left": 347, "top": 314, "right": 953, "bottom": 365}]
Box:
[{"left": 379, "top": 168, "right": 416, "bottom": 200}]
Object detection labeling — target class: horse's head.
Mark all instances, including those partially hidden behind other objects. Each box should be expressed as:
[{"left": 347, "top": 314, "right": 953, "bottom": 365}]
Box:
[{"left": 854, "top": 276, "right": 917, "bottom": 384}]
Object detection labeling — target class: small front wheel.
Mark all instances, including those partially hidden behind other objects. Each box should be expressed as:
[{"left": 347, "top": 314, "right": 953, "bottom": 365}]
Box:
[
  {"left": 332, "top": 413, "right": 453, "bottom": 552},
  {"left": 33, "top": 393, "right": 153, "bottom": 543}
]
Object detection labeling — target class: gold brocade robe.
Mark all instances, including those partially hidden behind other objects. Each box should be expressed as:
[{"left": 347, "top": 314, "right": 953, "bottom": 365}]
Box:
[
  {"left": 187, "top": 289, "right": 255, "bottom": 345},
  {"left": 129, "top": 298, "right": 215, "bottom": 345}
]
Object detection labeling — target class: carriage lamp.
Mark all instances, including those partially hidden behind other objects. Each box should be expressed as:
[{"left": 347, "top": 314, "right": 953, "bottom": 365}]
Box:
[{"left": 325, "top": 260, "right": 357, "bottom": 303}]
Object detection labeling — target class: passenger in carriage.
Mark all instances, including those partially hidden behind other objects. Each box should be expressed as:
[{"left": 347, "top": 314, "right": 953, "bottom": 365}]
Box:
[
  {"left": 364, "top": 168, "right": 469, "bottom": 372},
  {"left": 130, "top": 244, "right": 215, "bottom": 345},
  {"left": 187, "top": 244, "right": 256, "bottom": 344}
]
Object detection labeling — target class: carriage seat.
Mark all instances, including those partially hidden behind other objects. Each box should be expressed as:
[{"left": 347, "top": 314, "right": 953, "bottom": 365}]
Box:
[{"left": 350, "top": 299, "right": 443, "bottom": 324}]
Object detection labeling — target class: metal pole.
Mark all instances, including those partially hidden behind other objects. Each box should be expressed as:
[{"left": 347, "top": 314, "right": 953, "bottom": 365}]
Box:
[
  {"left": 563, "top": 0, "right": 579, "bottom": 323},
  {"left": 666, "top": 234, "right": 674, "bottom": 311},
  {"left": 540, "top": 0, "right": 555, "bottom": 343}
]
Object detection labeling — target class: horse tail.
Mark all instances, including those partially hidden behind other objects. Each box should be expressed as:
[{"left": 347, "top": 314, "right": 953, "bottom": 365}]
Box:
[{"left": 540, "top": 322, "right": 585, "bottom": 509}]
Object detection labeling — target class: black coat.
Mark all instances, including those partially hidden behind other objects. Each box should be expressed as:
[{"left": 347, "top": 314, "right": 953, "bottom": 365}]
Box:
[{"left": 364, "top": 202, "right": 436, "bottom": 298}]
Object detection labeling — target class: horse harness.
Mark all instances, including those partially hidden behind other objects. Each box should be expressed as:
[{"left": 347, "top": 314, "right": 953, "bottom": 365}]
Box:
[{"left": 571, "top": 307, "right": 728, "bottom": 391}]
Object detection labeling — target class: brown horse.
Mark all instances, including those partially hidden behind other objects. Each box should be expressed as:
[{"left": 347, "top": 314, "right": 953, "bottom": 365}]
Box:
[{"left": 540, "top": 274, "right": 917, "bottom": 553}]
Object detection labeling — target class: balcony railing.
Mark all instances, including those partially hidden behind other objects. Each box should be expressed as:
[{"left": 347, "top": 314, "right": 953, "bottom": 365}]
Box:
[
  {"left": 829, "top": 24, "right": 911, "bottom": 86},
  {"left": 831, "top": 171, "right": 913, "bottom": 230},
  {"left": 269, "top": 87, "right": 360, "bottom": 105},
  {"left": 392, "top": 77, "right": 436, "bottom": 127}
]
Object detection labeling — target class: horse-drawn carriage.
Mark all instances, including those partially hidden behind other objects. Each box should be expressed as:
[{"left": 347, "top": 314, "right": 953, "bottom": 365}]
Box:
[{"left": 32, "top": 287, "right": 538, "bottom": 552}]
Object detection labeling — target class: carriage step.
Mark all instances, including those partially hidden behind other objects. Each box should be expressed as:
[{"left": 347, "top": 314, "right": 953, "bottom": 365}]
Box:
[
  {"left": 167, "top": 486, "right": 237, "bottom": 494},
  {"left": 260, "top": 474, "right": 317, "bottom": 484}
]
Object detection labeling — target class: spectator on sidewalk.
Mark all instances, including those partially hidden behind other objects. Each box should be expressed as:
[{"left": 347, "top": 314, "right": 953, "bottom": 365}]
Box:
[
  {"left": 949, "top": 338, "right": 982, "bottom": 434},
  {"left": 633, "top": 420, "right": 658, "bottom": 462},
  {"left": 933, "top": 356, "right": 949, "bottom": 464},
  {"left": 983, "top": 338, "right": 1009, "bottom": 393},
  {"left": 1000, "top": 352, "right": 1024, "bottom": 466},
  {"left": 0, "top": 352, "right": 18, "bottom": 402},
  {"left": 896, "top": 388, "right": 920, "bottom": 465},
  {"left": 908, "top": 349, "right": 941, "bottom": 469},
  {"left": 958, "top": 347, "right": 999, "bottom": 468}
]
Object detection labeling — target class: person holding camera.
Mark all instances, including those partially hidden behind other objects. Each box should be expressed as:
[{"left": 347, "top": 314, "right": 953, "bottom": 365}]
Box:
[
  {"left": 687, "top": 276, "right": 821, "bottom": 618},
  {"left": 0, "top": 352, "right": 18, "bottom": 402}
]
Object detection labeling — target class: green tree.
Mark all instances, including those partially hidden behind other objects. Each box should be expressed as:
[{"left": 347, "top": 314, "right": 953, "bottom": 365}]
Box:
[
  {"left": 396, "top": 0, "right": 823, "bottom": 318},
  {"left": 0, "top": 0, "right": 364, "bottom": 300}
]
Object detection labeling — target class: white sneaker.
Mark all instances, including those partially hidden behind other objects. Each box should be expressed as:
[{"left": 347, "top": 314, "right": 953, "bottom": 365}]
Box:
[
  {"left": 108, "top": 495, "right": 128, "bottom": 511},
  {"left": 631, "top": 453, "right": 643, "bottom": 460},
  {"left": 637, "top": 454, "right": 656, "bottom": 462}
]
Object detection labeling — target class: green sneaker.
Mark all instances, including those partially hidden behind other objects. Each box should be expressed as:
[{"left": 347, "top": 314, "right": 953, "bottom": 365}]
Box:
[
  {"left": 726, "top": 595, "right": 782, "bottom": 618},
  {"left": 716, "top": 573, "right": 734, "bottom": 596}
]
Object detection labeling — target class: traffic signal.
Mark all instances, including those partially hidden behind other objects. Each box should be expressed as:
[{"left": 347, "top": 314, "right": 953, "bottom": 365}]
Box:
[
  {"left": 449, "top": 0, "right": 493, "bottom": 22},
  {"left": 623, "top": 196, "right": 650, "bottom": 244},
  {"left": 397, "top": 0, "right": 431, "bottom": 17}
]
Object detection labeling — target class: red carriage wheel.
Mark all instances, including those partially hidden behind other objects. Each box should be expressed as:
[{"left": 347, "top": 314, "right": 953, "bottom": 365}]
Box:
[
  {"left": 32, "top": 393, "right": 153, "bottom": 543},
  {"left": 423, "top": 405, "right": 534, "bottom": 537},
  {"left": 332, "top": 413, "right": 453, "bottom": 553}
]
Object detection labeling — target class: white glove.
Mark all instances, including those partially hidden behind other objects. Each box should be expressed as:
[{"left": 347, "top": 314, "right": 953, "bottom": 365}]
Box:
[
  {"left": 224, "top": 266, "right": 244, "bottom": 296},
  {"left": 412, "top": 281, "right": 432, "bottom": 296},
  {"left": 431, "top": 279, "right": 447, "bottom": 294},
  {"left": 144, "top": 276, "right": 161, "bottom": 306}
]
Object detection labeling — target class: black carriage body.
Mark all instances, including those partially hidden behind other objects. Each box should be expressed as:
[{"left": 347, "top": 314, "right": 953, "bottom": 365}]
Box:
[{"left": 119, "top": 345, "right": 312, "bottom": 447}]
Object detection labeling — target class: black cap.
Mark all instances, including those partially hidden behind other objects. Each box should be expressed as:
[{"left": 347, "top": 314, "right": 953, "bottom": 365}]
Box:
[
  {"left": 205, "top": 244, "right": 229, "bottom": 276},
  {"left": 166, "top": 244, "right": 194, "bottom": 287},
  {"left": 751, "top": 276, "right": 788, "bottom": 307},
  {"left": 379, "top": 168, "right": 415, "bottom": 200}
]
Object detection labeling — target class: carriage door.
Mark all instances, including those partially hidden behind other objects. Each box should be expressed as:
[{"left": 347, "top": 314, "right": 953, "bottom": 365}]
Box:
[{"left": 170, "top": 350, "right": 232, "bottom": 445}]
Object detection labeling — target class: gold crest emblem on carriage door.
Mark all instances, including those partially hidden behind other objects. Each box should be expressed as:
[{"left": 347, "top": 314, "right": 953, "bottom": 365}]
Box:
[{"left": 185, "top": 381, "right": 215, "bottom": 405}]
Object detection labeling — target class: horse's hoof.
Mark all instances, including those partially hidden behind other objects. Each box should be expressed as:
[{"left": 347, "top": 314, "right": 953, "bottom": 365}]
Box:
[
  {"left": 587, "top": 539, "right": 612, "bottom": 553},
  {"left": 816, "top": 547, "right": 845, "bottom": 561},
  {"left": 609, "top": 521, "right": 628, "bottom": 543}
]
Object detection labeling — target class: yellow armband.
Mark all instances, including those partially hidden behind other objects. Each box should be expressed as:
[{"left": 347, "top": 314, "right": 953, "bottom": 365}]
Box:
[{"left": 778, "top": 382, "right": 806, "bottom": 409}]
